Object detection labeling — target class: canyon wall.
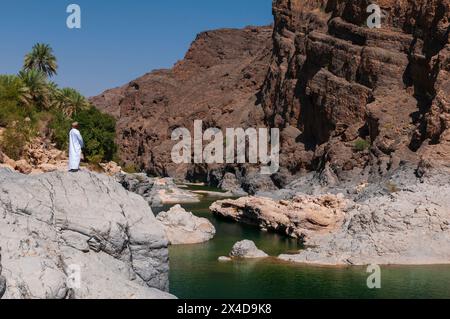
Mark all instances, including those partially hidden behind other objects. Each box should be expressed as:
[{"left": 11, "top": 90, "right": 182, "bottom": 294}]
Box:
[
  {"left": 91, "top": 27, "right": 273, "bottom": 186},
  {"left": 262, "top": 0, "right": 449, "bottom": 183},
  {"left": 92, "top": 1, "right": 449, "bottom": 190}
]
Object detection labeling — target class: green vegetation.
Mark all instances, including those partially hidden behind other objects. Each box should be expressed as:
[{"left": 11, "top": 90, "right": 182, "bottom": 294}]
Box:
[
  {"left": 354, "top": 138, "right": 371, "bottom": 152},
  {"left": 0, "top": 43, "right": 117, "bottom": 164},
  {"left": 23, "top": 43, "right": 58, "bottom": 78},
  {"left": 74, "top": 107, "right": 117, "bottom": 164},
  {"left": 122, "top": 163, "right": 139, "bottom": 174},
  {"left": 1, "top": 119, "right": 35, "bottom": 160}
]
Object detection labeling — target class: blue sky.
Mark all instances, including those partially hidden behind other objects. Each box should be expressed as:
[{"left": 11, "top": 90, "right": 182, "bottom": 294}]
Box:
[{"left": 0, "top": 0, "right": 273, "bottom": 97}]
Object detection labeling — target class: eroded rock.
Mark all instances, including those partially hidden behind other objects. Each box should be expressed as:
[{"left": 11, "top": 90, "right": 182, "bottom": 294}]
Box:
[
  {"left": 14, "top": 159, "right": 32, "bottom": 174},
  {"left": 116, "top": 173, "right": 200, "bottom": 207},
  {"left": 91, "top": 27, "right": 273, "bottom": 186},
  {"left": 157, "top": 205, "right": 216, "bottom": 245},
  {"left": 278, "top": 166, "right": 450, "bottom": 265},
  {"left": 0, "top": 169, "right": 174, "bottom": 299},
  {"left": 210, "top": 194, "right": 348, "bottom": 239},
  {"left": 100, "top": 161, "right": 122, "bottom": 176},
  {"left": 230, "top": 240, "right": 268, "bottom": 259},
  {"left": 92, "top": 1, "right": 449, "bottom": 191}
]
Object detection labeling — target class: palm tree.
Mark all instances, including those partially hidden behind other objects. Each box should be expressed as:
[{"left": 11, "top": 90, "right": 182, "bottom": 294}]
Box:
[
  {"left": 54, "top": 87, "right": 90, "bottom": 117},
  {"left": 0, "top": 75, "right": 26, "bottom": 101},
  {"left": 47, "top": 80, "right": 61, "bottom": 102},
  {"left": 18, "top": 69, "right": 50, "bottom": 109},
  {"left": 23, "top": 43, "right": 58, "bottom": 78}
]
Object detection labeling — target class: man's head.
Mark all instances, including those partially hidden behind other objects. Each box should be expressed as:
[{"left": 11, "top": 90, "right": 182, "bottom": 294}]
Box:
[{"left": 72, "top": 122, "right": 79, "bottom": 129}]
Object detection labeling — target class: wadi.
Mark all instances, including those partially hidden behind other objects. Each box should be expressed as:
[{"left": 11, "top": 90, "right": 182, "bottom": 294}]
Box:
[
  {"left": 1, "top": 0, "right": 450, "bottom": 300},
  {"left": 171, "top": 120, "right": 280, "bottom": 174}
]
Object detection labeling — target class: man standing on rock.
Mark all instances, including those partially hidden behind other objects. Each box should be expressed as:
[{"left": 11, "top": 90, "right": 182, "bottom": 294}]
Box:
[{"left": 69, "top": 122, "right": 84, "bottom": 172}]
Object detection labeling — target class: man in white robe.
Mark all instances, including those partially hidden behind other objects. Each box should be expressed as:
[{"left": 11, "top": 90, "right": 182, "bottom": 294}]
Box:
[{"left": 69, "top": 122, "right": 84, "bottom": 172}]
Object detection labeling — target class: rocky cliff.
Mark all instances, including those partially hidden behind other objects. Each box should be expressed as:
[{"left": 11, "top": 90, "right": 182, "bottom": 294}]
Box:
[
  {"left": 91, "top": 26, "right": 273, "bottom": 184},
  {"left": 0, "top": 169, "right": 173, "bottom": 299},
  {"left": 92, "top": 1, "right": 449, "bottom": 191},
  {"left": 261, "top": 0, "right": 449, "bottom": 183}
]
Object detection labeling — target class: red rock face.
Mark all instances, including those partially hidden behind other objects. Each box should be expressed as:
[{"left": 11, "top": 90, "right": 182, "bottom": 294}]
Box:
[
  {"left": 92, "top": 0, "right": 449, "bottom": 186},
  {"left": 91, "top": 27, "right": 273, "bottom": 179},
  {"left": 261, "top": 0, "right": 450, "bottom": 178}
]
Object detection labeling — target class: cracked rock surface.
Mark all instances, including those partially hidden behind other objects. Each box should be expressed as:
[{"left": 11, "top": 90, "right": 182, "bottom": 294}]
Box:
[
  {"left": 278, "top": 166, "right": 450, "bottom": 265},
  {"left": 0, "top": 168, "right": 174, "bottom": 299}
]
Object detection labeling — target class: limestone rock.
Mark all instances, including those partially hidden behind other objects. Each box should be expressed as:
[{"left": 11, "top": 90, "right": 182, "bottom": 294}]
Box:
[
  {"left": 100, "top": 161, "right": 122, "bottom": 176},
  {"left": 210, "top": 194, "right": 348, "bottom": 239},
  {"left": 0, "top": 151, "right": 15, "bottom": 168},
  {"left": 116, "top": 173, "right": 200, "bottom": 207},
  {"left": 0, "top": 169, "right": 174, "bottom": 299},
  {"left": 14, "top": 159, "right": 32, "bottom": 174},
  {"left": 230, "top": 240, "right": 268, "bottom": 259},
  {"left": 38, "top": 163, "right": 58, "bottom": 173},
  {"left": 1, "top": 137, "right": 69, "bottom": 175},
  {"left": 278, "top": 166, "right": 450, "bottom": 265},
  {"left": 218, "top": 256, "right": 232, "bottom": 262},
  {"left": 157, "top": 205, "right": 216, "bottom": 245}
]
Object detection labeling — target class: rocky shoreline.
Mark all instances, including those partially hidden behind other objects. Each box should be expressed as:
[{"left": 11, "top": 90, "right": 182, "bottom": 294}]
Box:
[
  {"left": 0, "top": 163, "right": 449, "bottom": 300},
  {"left": 116, "top": 172, "right": 201, "bottom": 207},
  {"left": 210, "top": 165, "right": 450, "bottom": 266},
  {"left": 211, "top": 194, "right": 348, "bottom": 240}
]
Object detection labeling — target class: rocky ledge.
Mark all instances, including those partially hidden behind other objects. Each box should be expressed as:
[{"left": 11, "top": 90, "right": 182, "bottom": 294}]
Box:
[
  {"left": 116, "top": 173, "right": 200, "bottom": 207},
  {"left": 0, "top": 168, "right": 174, "bottom": 299},
  {"left": 157, "top": 205, "right": 216, "bottom": 245},
  {"left": 210, "top": 194, "right": 348, "bottom": 239},
  {"left": 211, "top": 166, "right": 450, "bottom": 266}
]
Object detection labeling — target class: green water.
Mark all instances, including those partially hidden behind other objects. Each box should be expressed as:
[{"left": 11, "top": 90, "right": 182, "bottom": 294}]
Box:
[{"left": 164, "top": 189, "right": 450, "bottom": 299}]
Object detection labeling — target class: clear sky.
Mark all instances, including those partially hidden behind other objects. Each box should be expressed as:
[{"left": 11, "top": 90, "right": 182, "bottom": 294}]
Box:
[{"left": 0, "top": 0, "right": 273, "bottom": 97}]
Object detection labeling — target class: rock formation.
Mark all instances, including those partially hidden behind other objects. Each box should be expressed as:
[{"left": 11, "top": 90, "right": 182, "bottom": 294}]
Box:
[
  {"left": 92, "top": 0, "right": 449, "bottom": 193},
  {"left": 211, "top": 163, "right": 450, "bottom": 265},
  {"left": 278, "top": 166, "right": 450, "bottom": 265},
  {"left": 0, "top": 137, "right": 123, "bottom": 176},
  {"left": 0, "top": 136, "right": 69, "bottom": 175},
  {"left": 210, "top": 194, "right": 348, "bottom": 239},
  {"left": 157, "top": 205, "right": 216, "bottom": 245},
  {"left": 261, "top": 0, "right": 450, "bottom": 184},
  {"left": 229, "top": 240, "right": 268, "bottom": 259},
  {"left": 0, "top": 168, "right": 174, "bottom": 299},
  {"left": 100, "top": 161, "right": 123, "bottom": 176},
  {"left": 91, "top": 26, "right": 273, "bottom": 187},
  {"left": 116, "top": 173, "right": 200, "bottom": 207}
]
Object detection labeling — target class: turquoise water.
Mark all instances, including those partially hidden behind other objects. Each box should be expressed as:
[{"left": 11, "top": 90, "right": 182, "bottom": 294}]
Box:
[{"left": 164, "top": 190, "right": 450, "bottom": 299}]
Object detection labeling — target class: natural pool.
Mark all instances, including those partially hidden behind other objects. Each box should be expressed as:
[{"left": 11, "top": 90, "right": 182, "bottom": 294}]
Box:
[{"left": 161, "top": 188, "right": 450, "bottom": 299}]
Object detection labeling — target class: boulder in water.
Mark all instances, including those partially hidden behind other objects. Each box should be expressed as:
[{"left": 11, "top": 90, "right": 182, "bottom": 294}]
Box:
[{"left": 230, "top": 240, "right": 268, "bottom": 259}]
